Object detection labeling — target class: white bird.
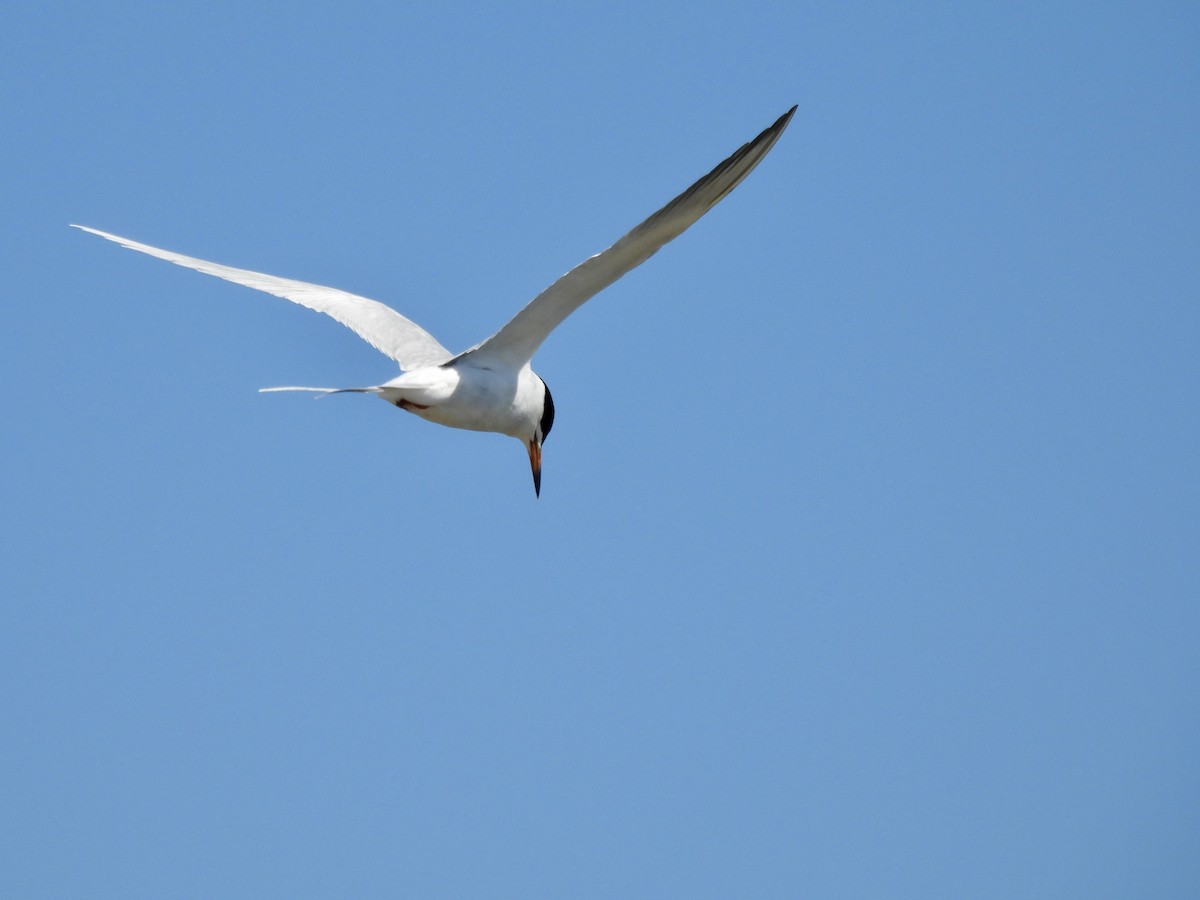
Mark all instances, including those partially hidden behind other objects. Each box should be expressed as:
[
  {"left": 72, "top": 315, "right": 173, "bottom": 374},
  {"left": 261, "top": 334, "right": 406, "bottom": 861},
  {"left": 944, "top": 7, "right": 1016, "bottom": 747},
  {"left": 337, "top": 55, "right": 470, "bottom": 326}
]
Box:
[{"left": 74, "top": 106, "right": 795, "bottom": 496}]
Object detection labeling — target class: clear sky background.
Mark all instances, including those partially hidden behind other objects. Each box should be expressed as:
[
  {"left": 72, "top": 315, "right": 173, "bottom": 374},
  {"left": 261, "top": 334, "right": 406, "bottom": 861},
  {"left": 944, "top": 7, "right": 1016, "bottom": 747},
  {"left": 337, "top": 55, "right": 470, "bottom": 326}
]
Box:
[{"left": 2, "top": 1, "right": 1197, "bottom": 897}]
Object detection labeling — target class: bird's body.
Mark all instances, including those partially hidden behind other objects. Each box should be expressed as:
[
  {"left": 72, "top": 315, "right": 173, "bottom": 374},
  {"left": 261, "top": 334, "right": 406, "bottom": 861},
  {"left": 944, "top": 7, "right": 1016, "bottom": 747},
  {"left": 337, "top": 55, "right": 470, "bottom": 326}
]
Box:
[
  {"left": 379, "top": 363, "right": 547, "bottom": 439},
  {"left": 74, "top": 106, "right": 794, "bottom": 495}
]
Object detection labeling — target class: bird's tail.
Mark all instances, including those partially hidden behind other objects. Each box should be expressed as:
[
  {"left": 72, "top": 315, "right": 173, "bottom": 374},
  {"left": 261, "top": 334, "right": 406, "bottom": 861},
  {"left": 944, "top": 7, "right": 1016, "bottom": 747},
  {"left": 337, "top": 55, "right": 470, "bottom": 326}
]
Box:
[{"left": 258, "top": 385, "right": 384, "bottom": 398}]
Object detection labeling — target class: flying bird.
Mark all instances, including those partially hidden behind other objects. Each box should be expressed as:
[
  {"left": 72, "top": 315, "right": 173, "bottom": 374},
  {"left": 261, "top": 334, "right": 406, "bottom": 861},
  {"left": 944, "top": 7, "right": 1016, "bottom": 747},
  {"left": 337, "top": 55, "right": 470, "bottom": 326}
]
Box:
[{"left": 74, "top": 105, "right": 795, "bottom": 496}]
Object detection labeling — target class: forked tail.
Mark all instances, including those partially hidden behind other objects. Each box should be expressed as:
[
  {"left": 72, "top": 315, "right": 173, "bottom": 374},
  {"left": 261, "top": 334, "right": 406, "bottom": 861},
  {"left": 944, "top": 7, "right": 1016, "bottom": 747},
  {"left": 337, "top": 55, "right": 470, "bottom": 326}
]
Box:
[{"left": 258, "top": 386, "right": 384, "bottom": 397}]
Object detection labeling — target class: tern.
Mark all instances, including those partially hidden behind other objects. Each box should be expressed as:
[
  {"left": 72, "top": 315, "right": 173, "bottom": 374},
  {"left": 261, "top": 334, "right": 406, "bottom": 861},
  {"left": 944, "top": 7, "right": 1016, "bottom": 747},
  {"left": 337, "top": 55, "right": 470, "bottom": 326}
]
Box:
[{"left": 74, "top": 105, "right": 795, "bottom": 496}]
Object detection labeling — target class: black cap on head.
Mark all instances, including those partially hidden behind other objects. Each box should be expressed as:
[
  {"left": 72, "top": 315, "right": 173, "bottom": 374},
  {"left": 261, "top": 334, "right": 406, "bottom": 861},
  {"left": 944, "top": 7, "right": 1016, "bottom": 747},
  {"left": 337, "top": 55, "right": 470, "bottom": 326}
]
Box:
[{"left": 539, "top": 381, "right": 555, "bottom": 441}]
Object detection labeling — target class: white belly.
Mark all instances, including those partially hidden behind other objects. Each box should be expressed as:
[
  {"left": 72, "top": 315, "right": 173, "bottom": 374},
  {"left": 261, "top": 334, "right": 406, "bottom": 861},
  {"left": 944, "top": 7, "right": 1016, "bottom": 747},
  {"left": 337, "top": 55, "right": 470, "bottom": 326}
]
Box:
[{"left": 378, "top": 363, "right": 537, "bottom": 438}]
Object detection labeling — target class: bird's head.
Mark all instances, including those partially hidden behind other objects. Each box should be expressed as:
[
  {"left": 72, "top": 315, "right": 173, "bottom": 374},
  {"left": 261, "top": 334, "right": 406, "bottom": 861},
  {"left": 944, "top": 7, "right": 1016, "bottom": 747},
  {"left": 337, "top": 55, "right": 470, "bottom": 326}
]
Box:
[{"left": 526, "top": 378, "right": 555, "bottom": 497}]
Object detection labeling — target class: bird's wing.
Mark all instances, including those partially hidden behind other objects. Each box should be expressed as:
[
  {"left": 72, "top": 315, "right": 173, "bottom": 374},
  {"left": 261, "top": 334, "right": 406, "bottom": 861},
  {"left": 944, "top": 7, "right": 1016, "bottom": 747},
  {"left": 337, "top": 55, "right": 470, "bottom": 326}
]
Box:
[
  {"left": 71, "top": 225, "right": 454, "bottom": 370},
  {"left": 458, "top": 105, "right": 796, "bottom": 369}
]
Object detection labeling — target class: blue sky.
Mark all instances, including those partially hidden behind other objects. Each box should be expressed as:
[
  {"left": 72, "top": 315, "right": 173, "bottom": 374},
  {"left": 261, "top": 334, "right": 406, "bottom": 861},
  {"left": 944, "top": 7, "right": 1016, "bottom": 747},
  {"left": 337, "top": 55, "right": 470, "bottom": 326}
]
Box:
[{"left": 2, "top": 1, "right": 1197, "bottom": 896}]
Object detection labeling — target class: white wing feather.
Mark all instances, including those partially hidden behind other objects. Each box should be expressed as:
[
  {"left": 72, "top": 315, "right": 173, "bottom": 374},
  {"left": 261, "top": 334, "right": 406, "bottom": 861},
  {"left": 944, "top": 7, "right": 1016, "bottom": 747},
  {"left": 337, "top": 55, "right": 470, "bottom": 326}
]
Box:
[
  {"left": 461, "top": 105, "right": 797, "bottom": 369},
  {"left": 71, "top": 225, "right": 453, "bottom": 370}
]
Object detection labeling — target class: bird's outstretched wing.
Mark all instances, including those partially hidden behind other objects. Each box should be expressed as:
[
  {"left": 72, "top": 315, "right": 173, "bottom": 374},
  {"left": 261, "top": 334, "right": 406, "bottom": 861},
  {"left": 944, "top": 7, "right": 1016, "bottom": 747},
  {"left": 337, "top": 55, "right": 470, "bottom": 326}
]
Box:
[
  {"left": 71, "top": 225, "right": 453, "bottom": 370},
  {"left": 460, "top": 105, "right": 797, "bottom": 369}
]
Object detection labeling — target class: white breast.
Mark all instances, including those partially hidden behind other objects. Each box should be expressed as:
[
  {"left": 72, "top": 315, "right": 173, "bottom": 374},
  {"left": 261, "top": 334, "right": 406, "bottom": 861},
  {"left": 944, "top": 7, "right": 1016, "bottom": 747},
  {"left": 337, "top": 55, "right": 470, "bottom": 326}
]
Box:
[{"left": 379, "top": 363, "right": 542, "bottom": 438}]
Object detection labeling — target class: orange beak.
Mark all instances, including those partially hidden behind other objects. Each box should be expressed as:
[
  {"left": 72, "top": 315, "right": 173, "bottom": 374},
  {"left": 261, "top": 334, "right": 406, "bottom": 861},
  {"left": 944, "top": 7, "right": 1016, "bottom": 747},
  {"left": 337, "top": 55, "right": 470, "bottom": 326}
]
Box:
[{"left": 527, "top": 439, "right": 542, "bottom": 498}]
